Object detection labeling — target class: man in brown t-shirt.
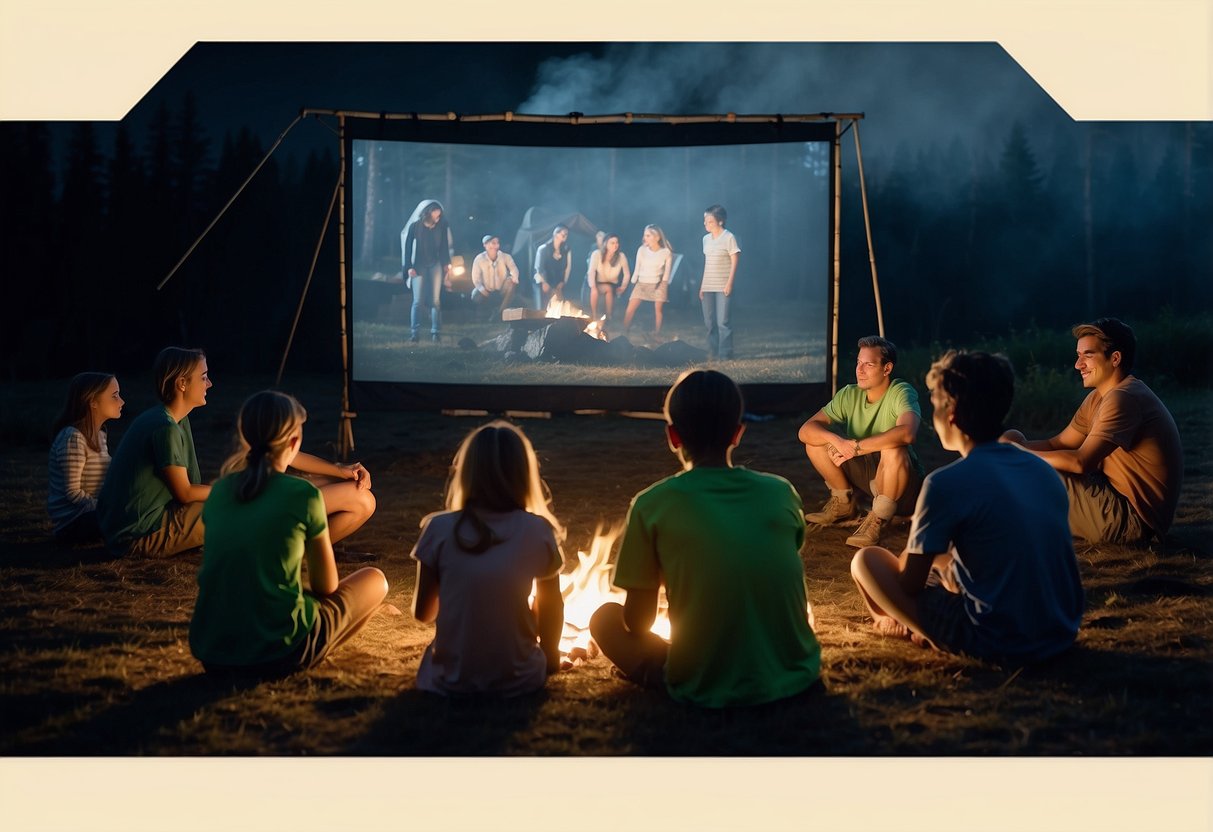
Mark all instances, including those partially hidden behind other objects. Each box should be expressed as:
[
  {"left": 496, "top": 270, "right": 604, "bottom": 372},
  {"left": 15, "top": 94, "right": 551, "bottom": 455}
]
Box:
[{"left": 1001, "top": 318, "right": 1183, "bottom": 544}]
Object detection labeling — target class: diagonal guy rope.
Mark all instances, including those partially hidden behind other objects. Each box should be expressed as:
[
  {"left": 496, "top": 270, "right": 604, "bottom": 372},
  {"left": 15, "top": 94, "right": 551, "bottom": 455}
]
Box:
[{"left": 156, "top": 112, "right": 304, "bottom": 291}]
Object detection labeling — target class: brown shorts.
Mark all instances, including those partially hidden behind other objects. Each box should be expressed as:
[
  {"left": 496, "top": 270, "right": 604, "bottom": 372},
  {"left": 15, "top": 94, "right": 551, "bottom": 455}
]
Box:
[
  {"left": 126, "top": 500, "right": 205, "bottom": 558},
  {"left": 1062, "top": 472, "right": 1149, "bottom": 544},
  {"left": 840, "top": 452, "right": 923, "bottom": 516}
]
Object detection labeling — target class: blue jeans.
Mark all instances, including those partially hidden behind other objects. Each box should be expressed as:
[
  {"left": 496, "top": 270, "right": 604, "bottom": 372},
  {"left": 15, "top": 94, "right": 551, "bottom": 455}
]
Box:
[
  {"left": 410, "top": 264, "right": 443, "bottom": 337},
  {"left": 701, "top": 291, "right": 733, "bottom": 358}
]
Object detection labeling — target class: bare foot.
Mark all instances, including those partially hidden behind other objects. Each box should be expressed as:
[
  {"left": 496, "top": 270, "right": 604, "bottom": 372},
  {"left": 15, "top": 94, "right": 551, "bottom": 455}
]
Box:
[{"left": 873, "top": 615, "right": 911, "bottom": 639}]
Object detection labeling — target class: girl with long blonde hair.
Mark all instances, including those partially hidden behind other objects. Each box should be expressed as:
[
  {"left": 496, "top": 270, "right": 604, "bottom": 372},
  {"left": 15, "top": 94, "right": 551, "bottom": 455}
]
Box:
[{"left": 411, "top": 420, "right": 565, "bottom": 696}]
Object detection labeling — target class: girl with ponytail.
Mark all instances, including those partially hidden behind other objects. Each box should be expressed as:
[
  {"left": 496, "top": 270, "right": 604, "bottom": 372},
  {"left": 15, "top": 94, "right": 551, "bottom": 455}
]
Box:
[
  {"left": 189, "top": 391, "right": 388, "bottom": 673},
  {"left": 410, "top": 420, "right": 566, "bottom": 696}
]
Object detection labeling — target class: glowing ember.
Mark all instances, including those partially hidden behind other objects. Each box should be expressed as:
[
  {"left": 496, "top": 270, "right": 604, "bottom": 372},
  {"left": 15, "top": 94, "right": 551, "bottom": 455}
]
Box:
[{"left": 545, "top": 295, "right": 589, "bottom": 319}]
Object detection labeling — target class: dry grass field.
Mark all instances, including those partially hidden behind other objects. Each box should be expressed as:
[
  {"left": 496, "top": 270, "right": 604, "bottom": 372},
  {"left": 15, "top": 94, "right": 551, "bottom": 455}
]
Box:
[
  {"left": 3, "top": 369, "right": 1211, "bottom": 830},
  {"left": 2, "top": 371, "right": 1210, "bottom": 765}
]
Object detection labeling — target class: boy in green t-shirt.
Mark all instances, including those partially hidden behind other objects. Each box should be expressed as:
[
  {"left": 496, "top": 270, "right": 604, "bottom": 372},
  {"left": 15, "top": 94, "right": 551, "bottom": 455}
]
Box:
[{"left": 589, "top": 370, "right": 821, "bottom": 707}]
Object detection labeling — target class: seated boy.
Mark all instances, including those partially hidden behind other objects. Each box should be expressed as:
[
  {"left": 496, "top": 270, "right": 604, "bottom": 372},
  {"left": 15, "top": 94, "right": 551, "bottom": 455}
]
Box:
[
  {"left": 850, "top": 351, "right": 1084, "bottom": 663},
  {"left": 589, "top": 369, "right": 822, "bottom": 707}
]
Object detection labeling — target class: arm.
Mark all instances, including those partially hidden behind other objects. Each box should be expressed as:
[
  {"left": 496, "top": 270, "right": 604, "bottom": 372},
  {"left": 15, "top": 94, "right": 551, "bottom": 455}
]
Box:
[
  {"left": 402, "top": 224, "right": 417, "bottom": 277},
  {"left": 534, "top": 575, "right": 564, "bottom": 673},
  {"left": 161, "top": 465, "right": 210, "bottom": 504},
  {"left": 621, "top": 587, "right": 659, "bottom": 634},
  {"left": 304, "top": 527, "right": 339, "bottom": 596},
  {"left": 412, "top": 560, "right": 439, "bottom": 623},
  {"left": 832, "top": 411, "right": 921, "bottom": 463},
  {"left": 471, "top": 256, "right": 485, "bottom": 293},
  {"left": 561, "top": 250, "right": 571, "bottom": 285},
  {"left": 618, "top": 255, "right": 631, "bottom": 294},
  {"left": 797, "top": 409, "right": 837, "bottom": 447},
  {"left": 723, "top": 251, "right": 739, "bottom": 296},
  {"left": 1003, "top": 425, "right": 1115, "bottom": 475},
  {"left": 53, "top": 431, "right": 98, "bottom": 511},
  {"left": 290, "top": 451, "right": 371, "bottom": 491}
]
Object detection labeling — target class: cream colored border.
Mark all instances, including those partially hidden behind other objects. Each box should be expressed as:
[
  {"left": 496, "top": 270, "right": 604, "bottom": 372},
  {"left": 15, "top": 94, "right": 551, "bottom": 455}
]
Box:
[
  {"left": 0, "top": 0, "right": 1210, "bottom": 120},
  {"left": 2, "top": 1, "right": 1211, "bottom": 830}
]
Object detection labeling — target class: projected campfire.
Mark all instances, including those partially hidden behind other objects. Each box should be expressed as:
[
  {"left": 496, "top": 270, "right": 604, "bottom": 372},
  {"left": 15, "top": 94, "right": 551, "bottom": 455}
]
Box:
[{"left": 544, "top": 524, "right": 671, "bottom": 667}]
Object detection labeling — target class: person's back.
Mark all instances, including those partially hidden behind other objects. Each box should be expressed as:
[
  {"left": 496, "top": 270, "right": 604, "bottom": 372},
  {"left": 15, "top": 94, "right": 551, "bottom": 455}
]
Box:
[
  {"left": 914, "top": 442, "right": 1082, "bottom": 661},
  {"left": 413, "top": 508, "right": 561, "bottom": 696},
  {"left": 593, "top": 369, "right": 820, "bottom": 708},
  {"left": 620, "top": 465, "right": 821, "bottom": 706}
]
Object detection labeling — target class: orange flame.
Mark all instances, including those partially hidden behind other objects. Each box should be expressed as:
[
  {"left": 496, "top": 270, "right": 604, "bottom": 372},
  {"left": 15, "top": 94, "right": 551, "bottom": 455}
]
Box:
[
  {"left": 545, "top": 295, "right": 589, "bottom": 320},
  {"left": 539, "top": 523, "right": 670, "bottom": 663}
]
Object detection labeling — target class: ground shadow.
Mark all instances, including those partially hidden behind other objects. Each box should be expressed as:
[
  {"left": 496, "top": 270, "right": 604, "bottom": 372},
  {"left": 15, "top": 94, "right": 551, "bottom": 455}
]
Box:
[
  {"left": 6, "top": 672, "right": 263, "bottom": 755},
  {"left": 349, "top": 688, "right": 550, "bottom": 755},
  {"left": 0, "top": 538, "right": 118, "bottom": 569}
]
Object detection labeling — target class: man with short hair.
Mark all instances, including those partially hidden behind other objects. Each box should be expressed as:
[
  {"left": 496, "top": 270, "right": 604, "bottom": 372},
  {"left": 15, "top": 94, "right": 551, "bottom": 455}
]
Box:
[
  {"left": 469, "top": 234, "right": 520, "bottom": 319},
  {"left": 1001, "top": 317, "right": 1183, "bottom": 544},
  {"left": 798, "top": 335, "right": 924, "bottom": 548}
]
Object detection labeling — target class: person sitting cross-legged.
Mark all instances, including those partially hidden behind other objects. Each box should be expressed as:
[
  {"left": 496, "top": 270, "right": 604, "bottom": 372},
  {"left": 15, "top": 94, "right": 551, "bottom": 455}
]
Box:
[
  {"left": 850, "top": 351, "right": 1084, "bottom": 664},
  {"left": 589, "top": 369, "right": 822, "bottom": 707},
  {"left": 798, "top": 335, "right": 924, "bottom": 548}
]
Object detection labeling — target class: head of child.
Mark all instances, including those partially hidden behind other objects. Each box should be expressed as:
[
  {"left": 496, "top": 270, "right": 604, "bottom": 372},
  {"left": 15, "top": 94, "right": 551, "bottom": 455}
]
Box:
[
  {"left": 52, "top": 372, "right": 119, "bottom": 448},
  {"left": 925, "top": 350, "right": 1014, "bottom": 451},
  {"left": 152, "top": 347, "right": 209, "bottom": 408},
  {"left": 221, "top": 390, "right": 307, "bottom": 502},
  {"left": 444, "top": 420, "right": 563, "bottom": 548},
  {"left": 663, "top": 369, "right": 745, "bottom": 469}
]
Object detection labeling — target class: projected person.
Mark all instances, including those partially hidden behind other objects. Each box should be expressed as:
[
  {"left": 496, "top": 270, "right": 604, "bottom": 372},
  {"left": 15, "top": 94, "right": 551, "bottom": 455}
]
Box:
[
  {"left": 470, "top": 234, "right": 520, "bottom": 319},
  {"left": 798, "top": 336, "right": 924, "bottom": 549},
  {"left": 589, "top": 369, "right": 821, "bottom": 707},
  {"left": 582, "top": 231, "right": 606, "bottom": 309},
  {"left": 48, "top": 372, "right": 123, "bottom": 543},
  {"left": 190, "top": 391, "right": 388, "bottom": 674},
  {"left": 1000, "top": 318, "right": 1183, "bottom": 544},
  {"left": 534, "top": 225, "right": 571, "bottom": 310},
  {"left": 622, "top": 225, "right": 673, "bottom": 340},
  {"left": 699, "top": 204, "right": 741, "bottom": 360},
  {"left": 587, "top": 232, "right": 630, "bottom": 321},
  {"left": 401, "top": 199, "right": 453, "bottom": 343},
  {"left": 850, "top": 351, "right": 1083, "bottom": 663}
]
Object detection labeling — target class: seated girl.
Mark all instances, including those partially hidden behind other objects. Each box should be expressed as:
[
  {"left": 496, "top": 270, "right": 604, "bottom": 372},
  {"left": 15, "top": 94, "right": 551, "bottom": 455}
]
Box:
[
  {"left": 411, "top": 421, "right": 565, "bottom": 696},
  {"left": 48, "top": 373, "right": 124, "bottom": 543},
  {"left": 189, "top": 391, "right": 388, "bottom": 673}
]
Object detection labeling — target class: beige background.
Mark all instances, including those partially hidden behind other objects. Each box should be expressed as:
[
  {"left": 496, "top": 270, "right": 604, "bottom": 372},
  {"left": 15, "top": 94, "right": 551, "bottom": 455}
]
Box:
[
  {"left": 0, "top": 0, "right": 1210, "bottom": 120},
  {"left": 1, "top": 0, "right": 1211, "bottom": 829}
]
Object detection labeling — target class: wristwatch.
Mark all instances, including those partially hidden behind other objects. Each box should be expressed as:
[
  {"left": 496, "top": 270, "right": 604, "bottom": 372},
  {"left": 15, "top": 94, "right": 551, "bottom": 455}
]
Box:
[{"left": 853, "top": 439, "right": 862, "bottom": 456}]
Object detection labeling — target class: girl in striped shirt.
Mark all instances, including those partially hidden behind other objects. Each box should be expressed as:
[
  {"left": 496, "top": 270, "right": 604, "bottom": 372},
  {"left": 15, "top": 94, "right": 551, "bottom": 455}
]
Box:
[{"left": 48, "top": 373, "right": 124, "bottom": 542}]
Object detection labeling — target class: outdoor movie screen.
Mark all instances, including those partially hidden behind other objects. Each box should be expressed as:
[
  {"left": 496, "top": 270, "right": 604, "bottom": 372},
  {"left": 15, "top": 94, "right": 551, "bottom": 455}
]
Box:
[{"left": 348, "top": 119, "right": 832, "bottom": 411}]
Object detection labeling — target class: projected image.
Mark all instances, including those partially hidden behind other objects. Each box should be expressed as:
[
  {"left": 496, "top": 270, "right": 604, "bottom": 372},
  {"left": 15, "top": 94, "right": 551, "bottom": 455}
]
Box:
[{"left": 350, "top": 137, "right": 830, "bottom": 390}]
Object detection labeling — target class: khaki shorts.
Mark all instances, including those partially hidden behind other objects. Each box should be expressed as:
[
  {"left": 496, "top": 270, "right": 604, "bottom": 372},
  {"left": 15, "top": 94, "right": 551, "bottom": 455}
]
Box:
[
  {"left": 631, "top": 281, "right": 668, "bottom": 303},
  {"left": 126, "top": 501, "right": 205, "bottom": 558},
  {"left": 840, "top": 452, "right": 923, "bottom": 516},
  {"left": 1063, "top": 472, "right": 1149, "bottom": 544}
]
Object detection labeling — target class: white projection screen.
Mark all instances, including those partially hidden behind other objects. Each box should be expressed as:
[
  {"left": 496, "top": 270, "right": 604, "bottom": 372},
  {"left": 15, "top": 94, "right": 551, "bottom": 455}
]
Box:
[{"left": 345, "top": 115, "right": 836, "bottom": 412}]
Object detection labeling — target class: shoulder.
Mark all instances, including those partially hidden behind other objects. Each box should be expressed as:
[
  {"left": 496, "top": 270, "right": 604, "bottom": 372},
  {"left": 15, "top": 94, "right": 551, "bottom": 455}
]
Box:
[
  {"left": 829, "top": 384, "right": 861, "bottom": 405},
  {"left": 887, "top": 379, "right": 921, "bottom": 406},
  {"left": 52, "top": 426, "right": 84, "bottom": 449},
  {"left": 736, "top": 467, "right": 799, "bottom": 498}
]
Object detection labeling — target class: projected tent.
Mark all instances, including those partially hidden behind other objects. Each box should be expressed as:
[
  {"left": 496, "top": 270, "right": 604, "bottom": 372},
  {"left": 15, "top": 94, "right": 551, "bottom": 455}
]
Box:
[{"left": 163, "top": 110, "right": 881, "bottom": 455}]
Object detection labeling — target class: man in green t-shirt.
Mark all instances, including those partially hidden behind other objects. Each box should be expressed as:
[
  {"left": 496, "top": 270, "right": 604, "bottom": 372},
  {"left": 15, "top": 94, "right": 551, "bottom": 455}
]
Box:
[
  {"left": 589, "top": 369, "right": 821, "bottom": 708},
  {"left": 798, "top": 335, "right": 924, "bottom": 548}
]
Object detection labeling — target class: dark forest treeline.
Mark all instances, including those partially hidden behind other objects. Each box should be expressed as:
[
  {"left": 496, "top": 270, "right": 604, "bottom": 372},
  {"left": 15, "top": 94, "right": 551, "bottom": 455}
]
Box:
[
  {"left": 835, "top": 120, "right": 1213, "bottom": 348},
  {"left": 0, "top": 94, "right": 342, "bottom": 380},
  {"left": 1, "top": 99, "right": 1210, "bottom": 380}
]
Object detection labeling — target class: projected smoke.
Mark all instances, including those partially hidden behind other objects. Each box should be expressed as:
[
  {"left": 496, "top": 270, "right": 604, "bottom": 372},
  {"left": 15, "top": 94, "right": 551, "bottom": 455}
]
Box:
[{"left": 349, "top": 130, "right": 830, "bottom": 408}]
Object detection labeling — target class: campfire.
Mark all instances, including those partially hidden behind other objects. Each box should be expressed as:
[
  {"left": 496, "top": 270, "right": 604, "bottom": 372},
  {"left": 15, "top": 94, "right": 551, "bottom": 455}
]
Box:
[
  {"left": 536, "top": 523, "right": 671, "bottom": 668},
  {"left": 545, "top": 295, "right": 608, "bottom": 341}
]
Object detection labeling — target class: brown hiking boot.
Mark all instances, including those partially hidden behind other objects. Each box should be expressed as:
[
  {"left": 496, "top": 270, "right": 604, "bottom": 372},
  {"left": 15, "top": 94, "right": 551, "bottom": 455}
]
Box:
[
  {"left": 804, "top": 493, "right": 858, "bottom": 525},
  {"left": 845, "top": 512, "right": 886, "bottom": 548}
]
